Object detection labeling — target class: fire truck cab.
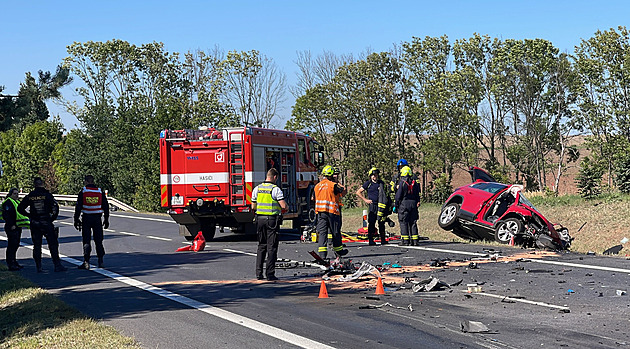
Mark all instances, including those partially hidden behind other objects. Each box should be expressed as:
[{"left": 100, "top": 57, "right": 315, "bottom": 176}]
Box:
[{"left": 160, "top": 126, "right": 323, "bottom": 240}]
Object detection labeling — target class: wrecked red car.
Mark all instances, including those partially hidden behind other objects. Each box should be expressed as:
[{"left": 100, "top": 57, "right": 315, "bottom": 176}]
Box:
[{"left": 438, "top": 167, "right": 572, "bottom": 250}]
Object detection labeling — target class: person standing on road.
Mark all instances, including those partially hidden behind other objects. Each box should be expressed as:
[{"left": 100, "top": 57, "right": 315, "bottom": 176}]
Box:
[
  {"left": 17, "top": 177, "right": 66, "bottom": 272},
  {"left": 74, "top": 175, "right": 110, "bottom": 270},
  {"left": 331, "top": 167, "right": 346, "bottom": 246},
  {"left": 251, "top": 168, "right": 288, "bottom": 281},
  {"left": 357, "top": 167, "right": 389, "bottom": 245},
  {"left": 314, "top": 165, "right": 348, "bottom": 259},
  {"left": 395, "top": 166, "right": 421, "bottom": 246},
  {"left": 2, "top": 188, "right": 30, "bottom": 270}
]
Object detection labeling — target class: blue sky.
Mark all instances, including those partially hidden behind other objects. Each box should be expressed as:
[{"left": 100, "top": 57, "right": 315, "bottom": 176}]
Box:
[{"left": 2, "top": 1, "right": 629, "bottom": 129}]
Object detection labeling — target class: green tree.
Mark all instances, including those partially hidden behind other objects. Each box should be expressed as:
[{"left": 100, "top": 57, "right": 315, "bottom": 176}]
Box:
[
  {"left": 13, "top": 119, "right": 64, "bottom": 190},
  {"left": 576, "top": 156, "right": 604, "bottom": 199},
  {"left": 0, "top": 66, "right": 72, "bottom": 131},
  {"left": 224, "top": 50, "right": 286, "bottom": 127},
  {"left": 575, "top": 26, "right": 630, "bottom": 188}
]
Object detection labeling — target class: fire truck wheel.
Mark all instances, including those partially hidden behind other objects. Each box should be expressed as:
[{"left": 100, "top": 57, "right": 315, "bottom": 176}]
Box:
[{"left": 201, "top": 224, "right": 216, "bottom": 241}]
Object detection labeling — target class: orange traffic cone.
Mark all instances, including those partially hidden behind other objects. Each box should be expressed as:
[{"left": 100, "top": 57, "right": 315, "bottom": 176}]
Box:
[
  {"left": 375, "top": 277, "right": 386, "bottom": 295},
  {"left": 318, "top": 280, "right": 329, "bottom": 298},
  {"left": 509, "top": 235, "right": 515, "bottom": 246}
]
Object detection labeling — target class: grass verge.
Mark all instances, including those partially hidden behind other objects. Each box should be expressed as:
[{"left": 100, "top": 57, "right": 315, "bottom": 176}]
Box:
[{"left": 0, "top": 264, "right": 140, "bottom": 349}]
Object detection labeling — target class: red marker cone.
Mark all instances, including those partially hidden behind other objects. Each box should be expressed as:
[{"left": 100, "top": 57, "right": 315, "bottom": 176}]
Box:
[
  {"left": 375, "top": 277, "right": 386, "bottom": 295},
  {"left": 509, "top": 235, "right": 515, "bottom": 246},
  {"left": 176, "top": 245, "right": 193, "bottom": 252},
  {"left": 318, "top": 280, "right": 329, "bottom": 298}
]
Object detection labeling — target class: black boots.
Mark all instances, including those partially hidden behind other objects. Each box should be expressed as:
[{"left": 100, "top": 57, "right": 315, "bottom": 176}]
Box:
[
  {"left": 35, "top": 260, "right": 43, "bottom": 273},
  {"left": 97, "top": 257, "right": 104, "bottom": 268},
  {"left": 78, "top": 261, "right": 90, "bottom": 270}
]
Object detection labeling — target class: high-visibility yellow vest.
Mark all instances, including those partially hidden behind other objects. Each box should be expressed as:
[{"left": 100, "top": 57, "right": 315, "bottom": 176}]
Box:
[
  {"left": 1, "top": 197, "right": 30, "bottom": 227},
  {"left": 255, "top": 183, "right": 281, "bottom": 215}
]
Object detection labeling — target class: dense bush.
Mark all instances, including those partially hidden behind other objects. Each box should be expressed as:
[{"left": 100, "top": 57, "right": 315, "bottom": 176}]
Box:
[{"left": 576, "top": 157, "right": 604, "bottom": 199}]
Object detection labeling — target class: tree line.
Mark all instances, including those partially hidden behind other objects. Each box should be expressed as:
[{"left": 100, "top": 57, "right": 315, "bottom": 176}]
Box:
[{"left": 1, "top": 27, "right": 629, "bottom": 211}]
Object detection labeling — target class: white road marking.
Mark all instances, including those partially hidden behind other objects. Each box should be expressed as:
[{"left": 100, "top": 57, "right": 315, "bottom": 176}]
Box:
[
  {"left": 60, "top": 208, "right": 175, "bottom": 224},
  {"left": 524, "top": 258, "right": 630, "bottom": 274},
  {"left": 391, "top": 244, "right": 488, "bottom": 257},
  {"left": 387, "top": 242, "right": 630, "bottom": 275},
  {"left": 119, "top": 231, "right": 140, "bottom": 237},
  {"left": 0, "top": 235, "right": 334, "bottom": 349},
  {"left": 223, "top": 248, "right": 327, "bottom": 270},
  {"left": 223, "top": 248, "right": 256, "bottom": 257},
  {"left": 146, "top": 235, "right": 172, "bottom": 241},
  {"left": 463, "top": 290, "right": 570, "bottom": 312}
]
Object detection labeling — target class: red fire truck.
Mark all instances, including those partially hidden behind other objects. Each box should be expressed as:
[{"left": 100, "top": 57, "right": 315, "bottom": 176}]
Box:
[{"left": 159, "top": 126, "right": 323, "bottom": 240}]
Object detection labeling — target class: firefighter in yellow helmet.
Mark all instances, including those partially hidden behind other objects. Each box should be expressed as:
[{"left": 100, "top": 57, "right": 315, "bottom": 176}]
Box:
[
  {"left": 314, "top": 165, "right": 348, "bottom": 259},
  {"left": 357, "top": 167, "right": 391, "bottom": 245},
  {"left": 395, "top": 165, "right": 421, "bottom": 246}
]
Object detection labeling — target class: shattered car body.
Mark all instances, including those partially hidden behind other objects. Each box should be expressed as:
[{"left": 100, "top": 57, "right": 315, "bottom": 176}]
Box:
[{"left": 438, "top": 167, "right": 572, "bottom": 250}]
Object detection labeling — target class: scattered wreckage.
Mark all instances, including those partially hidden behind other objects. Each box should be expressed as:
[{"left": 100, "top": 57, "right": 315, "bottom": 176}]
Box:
[{"left": 438, "top": 167, "right": 573, "bottom": 250}]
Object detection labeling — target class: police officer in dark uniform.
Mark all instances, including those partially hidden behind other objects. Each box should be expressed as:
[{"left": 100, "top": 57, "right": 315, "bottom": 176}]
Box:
[
  {"left": 74, "top": 175, "right": 110, "bottom": 269},
  {"left": 251, "top": 168, "right": 288, "bottom": 281},
  {"left": 17, "top": 177, "right": 66, "bottom": 272}
]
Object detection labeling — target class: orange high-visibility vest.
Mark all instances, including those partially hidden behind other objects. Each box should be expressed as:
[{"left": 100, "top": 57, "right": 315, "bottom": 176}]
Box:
[
  {"left": 82, "top": 187, "right": 104, "bottom": 214},
  {"left": 314, "top": 178, "right": 340, "bottom": 215}
]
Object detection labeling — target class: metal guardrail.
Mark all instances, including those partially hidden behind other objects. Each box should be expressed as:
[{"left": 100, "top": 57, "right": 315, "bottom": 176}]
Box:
[{"left": 0, "top": 192, "right": 139, "bottom": 212}]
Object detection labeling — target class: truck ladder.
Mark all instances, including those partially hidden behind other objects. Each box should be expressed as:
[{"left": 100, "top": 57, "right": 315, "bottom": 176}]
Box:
[{"left": 228, "top": 131, "right": 246, "bottom": 206}]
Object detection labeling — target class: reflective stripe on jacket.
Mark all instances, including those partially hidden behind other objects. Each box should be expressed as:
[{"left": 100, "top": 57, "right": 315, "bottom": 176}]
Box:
[
  {"left": 314, "top": 178, "right": 340, "bottom": 215},
  {"left": 255, "top": 183, "right": 281, "bottom": 215},
  {"left": 82, "top": 187, "right": 104, "bottom": 214}
]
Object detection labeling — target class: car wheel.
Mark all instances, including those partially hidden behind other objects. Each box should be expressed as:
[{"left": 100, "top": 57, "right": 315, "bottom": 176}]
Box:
[
  {"left": 438, "top": 203, "right": 460, "bottom": 230},
  {"left": 494, "top": 218, "right": 523, "bottom": 244}
]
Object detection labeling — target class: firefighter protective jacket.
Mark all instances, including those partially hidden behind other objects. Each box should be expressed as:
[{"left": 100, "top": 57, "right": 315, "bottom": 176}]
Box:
[
  {"left": 395, "top": 177, "right": 420, "bottom": 222},
  {"left": 314, "top": 178, "right": 342, "bottom": 215},
  {"left": 74, "top": 184, "right": 110, "bottom": 221},
  {"left": 376, "top": 183, "right": 393, "bottom": 220}
]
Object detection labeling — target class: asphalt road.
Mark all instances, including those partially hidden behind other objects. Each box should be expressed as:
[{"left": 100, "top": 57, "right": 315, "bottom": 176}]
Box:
[{"left": 2, "top": 208, "right": 630, "bottom": 349}]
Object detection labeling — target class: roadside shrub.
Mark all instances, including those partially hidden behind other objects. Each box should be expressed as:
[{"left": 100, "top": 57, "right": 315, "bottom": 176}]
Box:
[
  {"left": 342, "top": 185, "right": 359, "bottom": 208},
  {"left": 614, "top": 154, "right": 630, "bottom": 194},
  {"left": 427, "top": 173, "right": 453, "bottom": 204},
  {"left": 576, "top": 157, "right": 604, "bottom": 199}
]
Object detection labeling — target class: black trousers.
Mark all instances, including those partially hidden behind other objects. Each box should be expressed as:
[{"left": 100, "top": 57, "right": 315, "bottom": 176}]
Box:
[
  {"left": 367, "top": 205, "right": 386, "bottom": 242},
  {"left": 317, "top": 212, "right": 342, "bottom": 258},
  {"left": 256, "top": 215, "right": 279, "bottom": 278},
  {"left": 30, "top": 220, "right": 61, "bottom": 266},
  {"left": 82, "top": 214, "right": 105, "bottom": 261},
  {"left": 5, "top": 226, "right": 22, "bottom": 265}
]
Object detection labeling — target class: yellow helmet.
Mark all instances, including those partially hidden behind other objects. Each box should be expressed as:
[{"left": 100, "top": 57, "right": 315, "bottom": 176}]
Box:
[
  {"left": 321, "top": 165, "right": 334, "bottom": 176},
  {"left": 368, "top": 167, "right": 380, "bottom": 176},
  {"left": 400, "top": 166, "right": 412, "bottom": 177}
]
